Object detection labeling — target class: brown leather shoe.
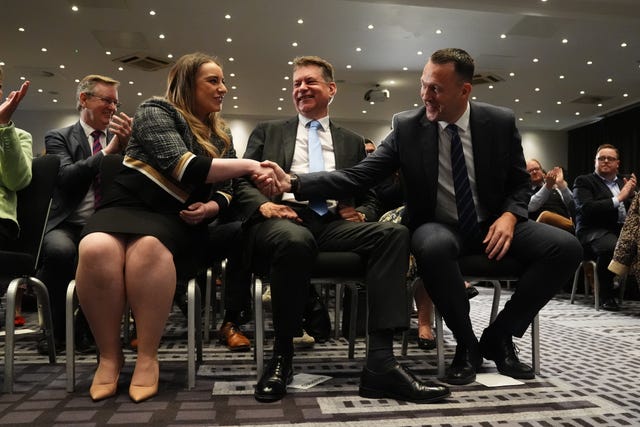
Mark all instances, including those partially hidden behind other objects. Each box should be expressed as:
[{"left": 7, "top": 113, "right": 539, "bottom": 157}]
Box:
[{"left": 219, "top": 321, "right": 251, "bottom": 352}]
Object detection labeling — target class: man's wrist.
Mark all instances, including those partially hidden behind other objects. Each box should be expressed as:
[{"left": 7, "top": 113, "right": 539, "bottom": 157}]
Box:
[{"left": 289, "top": 173, "right": 299, "bottom": 193}]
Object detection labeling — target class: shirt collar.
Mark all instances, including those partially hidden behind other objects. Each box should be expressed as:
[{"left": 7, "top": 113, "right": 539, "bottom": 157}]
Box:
[
  {"left": 437, "top": 102, "right": 470, "bottom": 134},
  {"left": 79, "top": 119, "right": 105, "bottom": 139},
  {"left": 299, "top": 114, "right": 330, "bottom": 131}
]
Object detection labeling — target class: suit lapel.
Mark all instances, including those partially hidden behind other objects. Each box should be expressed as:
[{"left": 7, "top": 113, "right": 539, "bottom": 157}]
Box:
[
  {"left": 419, "top": 116, "right": 439, "bottom": 187},
  {"left": 282, "top": 118, "right": 298, "bottom": 172},
  {"left": 73, "top": 122, "right": 91, "bottom": 159},
  {"left": 330, "top": 122, "right": 348, "bottom": 170},
  {"left": 469, "top": 104, "right": 492, "bottom": 199}
]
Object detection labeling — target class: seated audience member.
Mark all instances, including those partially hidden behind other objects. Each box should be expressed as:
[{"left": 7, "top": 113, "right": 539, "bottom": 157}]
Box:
[
  {"left": 527, "top": 159, "right": 575, "bottom": 232},
  {"left": 74, "top": 52, "right": 280, "bottom": 403},
  {"left": 264, "top": 48, "right": 582, "bottom": 385},
  {"left": 609, "top": 191, "right": 640, "bottom": 285},
  {"left": 0, "top": 68, "right": 33, "bottom": 325},
  {"left": 573, "top": 144, "right": 636, "bottom": 311},
  {"left": 38, "top": 74, "right": 132, "bottom": 354},
  {"left": 234, "top": 55, "right": 449, "bottom": 404}
]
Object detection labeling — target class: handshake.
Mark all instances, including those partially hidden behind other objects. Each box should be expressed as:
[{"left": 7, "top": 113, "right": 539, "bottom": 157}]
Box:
[{"left": 252, "top": 160, "right": 292, "bottom": 198}]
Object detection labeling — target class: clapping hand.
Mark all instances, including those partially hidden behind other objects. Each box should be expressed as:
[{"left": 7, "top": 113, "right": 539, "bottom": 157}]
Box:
[
  {"left": 105, "top": 112, "right": 133, "bottom": 154},
  {"left": 0, "top": 81, "right": 30, "bottom": 124},
  {"left": 619, "top": 172, "right": 637, "bottom": 201}
]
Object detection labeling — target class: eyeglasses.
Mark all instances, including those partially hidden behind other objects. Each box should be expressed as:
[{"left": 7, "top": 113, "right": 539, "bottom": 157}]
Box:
[
  {"left": 596, "top": 156, "right": 618, "bottom": 162},
  {"left": 88, "top": 93, "right": 121, "bottom": 108},
  {"left": 527, "top": 167, "right": 541, "bottom": 174}
]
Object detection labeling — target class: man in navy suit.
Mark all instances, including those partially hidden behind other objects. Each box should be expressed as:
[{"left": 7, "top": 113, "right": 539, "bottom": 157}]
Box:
[
  {"left": 267, "top": 48, "right": 582, "bottom": 385},
  {"left": 235, "top": 56, "right": 449, "bottom": 404},
  {"left": 573, "top": 144, "right": 636, "bottom": 311},
  {"left": 37, "top": 75, "right": 132, "bottom": 354}
]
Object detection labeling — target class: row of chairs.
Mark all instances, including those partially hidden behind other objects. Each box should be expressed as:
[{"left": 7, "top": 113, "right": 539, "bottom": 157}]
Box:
[{"left": 2, "top": 154, "right": 540, "bottom": 393}]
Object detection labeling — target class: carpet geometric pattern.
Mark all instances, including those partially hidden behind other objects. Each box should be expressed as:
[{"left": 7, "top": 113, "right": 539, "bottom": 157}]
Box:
[{"left": 1, "top": 286, "right": 639, "bottom": 426}]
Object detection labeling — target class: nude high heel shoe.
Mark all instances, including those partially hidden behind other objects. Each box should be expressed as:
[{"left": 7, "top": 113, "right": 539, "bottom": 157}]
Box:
[
  {"left": 90, "top": 356, "right": 124, "bottom": 402},
  {"left": 129, "top": 361, "right": 159, "bottom": 403}
]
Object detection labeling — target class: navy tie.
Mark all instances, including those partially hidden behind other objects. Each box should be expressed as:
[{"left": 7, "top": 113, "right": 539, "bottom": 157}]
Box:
[
  {"left": 91, "top": 130, "right": 104, "bottom": 208},
  {"left": 447, "top": 124, "right": 480, "bottom": 241},
  {"left": 307, "top": 120, "right": 328, "bottom": 215}
]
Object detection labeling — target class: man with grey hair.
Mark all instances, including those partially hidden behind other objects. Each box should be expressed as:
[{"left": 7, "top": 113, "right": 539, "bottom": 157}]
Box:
[{"left": 36, "top": 75, "right": 132, "bottom": 355}]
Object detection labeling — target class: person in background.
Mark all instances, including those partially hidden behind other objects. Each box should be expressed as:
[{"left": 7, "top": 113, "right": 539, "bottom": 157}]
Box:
[
  {"left": 573, "top": 144, "right": 636, "bottom": 311},
  {"left": 234, "top": 55, "right": 449, "bottom": 404},
  {"left": 38, "top": 74, "right": 132, "bottom": 355},
  {"left": 74, "top": 52, "right": 279, "bottom": 403},
  {"left": 265, "top": 48, "right": 582, "bottom": 386},
  {"left": 527, "top": 158, "right": 575, "bottom": 233},
  {"left": 0, "top": 67, "right": 33, "bottom": 327}
]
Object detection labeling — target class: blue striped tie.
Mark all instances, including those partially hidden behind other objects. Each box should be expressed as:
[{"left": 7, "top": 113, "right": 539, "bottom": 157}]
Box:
[
  {"left": 307, "top": 120, "right": 328, "bottom": 215},
  {"left": 447, "top": 124, "right": 480, "bottom": 241}
]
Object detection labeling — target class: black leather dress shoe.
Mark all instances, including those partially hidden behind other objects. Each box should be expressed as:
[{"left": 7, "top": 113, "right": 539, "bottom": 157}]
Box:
[
  {"left": 444, "top": 344, "right": 482, "bottom": 385},
  {"left": 600, "top": 298, "right": 620, "bottom": 311},
  {"left": 254, "top": 355, "right": 293, "bottom": 403},
  {"left": 480, "top": 330, "right": 534, "bottom": 379},
  {"left": 359, "top": 363, "right": 450, "bottom": 403},
  {"left": 417, "top": 336, "right": 436, "bottom": 350}
]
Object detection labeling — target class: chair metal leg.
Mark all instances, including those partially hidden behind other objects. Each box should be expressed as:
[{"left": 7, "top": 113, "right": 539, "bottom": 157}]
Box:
[
  {"left": 570, "top": 261, "right": 583, "bottom": 304},
  {"left": 204, "top": 267, "right": 213, "bottom": 344},
  {"left": 345, "top": 283, "right": 358, "bottom": 359},
  {"left": 435, "top": 307, "right": 445, "bottom": 378},
  {"left": 253, "top": 275, "right": 264, "bottom": 380},
  {"left": 3, "top": 278, "right": 22, "bottom": 393},
  {"left": 187, "top": 278, "right": 202, "bottom": 390},
  {"left": 66, "top": 280, "right": 77, "bottom": 392},
  {"left": 334, "top": 283, "right": 342, "bottom": 340},
  {"left": 489, "top": 280, "right": 502, "bottom": 323},
  {"left": 590, "top": 261, "right": 600, "bottom": 310},
  {"left": 531, "top": 313, "right": 540, "bottom": 375}
]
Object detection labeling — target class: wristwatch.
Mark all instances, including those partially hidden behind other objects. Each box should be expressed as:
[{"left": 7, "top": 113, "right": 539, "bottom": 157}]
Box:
[{"left": 289, "top": 174, "right": 299, "bottom": 193}]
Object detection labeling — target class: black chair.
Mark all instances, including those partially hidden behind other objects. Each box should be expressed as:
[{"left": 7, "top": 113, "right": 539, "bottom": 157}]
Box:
[
  {"left": 65, "top": 154, "right": 203, "bottom": 391},
  {"left": 402, "top": 255, "right": 540, "bottom": 377},
  {"left": 253, "top": 252, "right": 363, "bottom": 379},
  {"left": 570, "top": 245, "right": 627, "bottom": 310},
  {"left": 2, "top": 155, "right": 60, "bottom": 393}
]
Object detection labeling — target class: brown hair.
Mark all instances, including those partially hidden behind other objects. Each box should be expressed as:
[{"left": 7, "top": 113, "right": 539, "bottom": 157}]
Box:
[
  {"left": 292, "top": 56, "right": 335, "bottom": 83},
  {"left": 165, "top": 52, "right": 229, "bottom": 158},
  {"left": 430, "top": 48, "right": 475, "bottom": 83},
  {"left": 596, "top": 143, "right": 620, "bottom": 159}
]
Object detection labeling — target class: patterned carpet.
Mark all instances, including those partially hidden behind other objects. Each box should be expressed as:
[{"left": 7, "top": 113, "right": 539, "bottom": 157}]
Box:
[{"left": 1, "top": 285, "right": 640, "bottom": 426}]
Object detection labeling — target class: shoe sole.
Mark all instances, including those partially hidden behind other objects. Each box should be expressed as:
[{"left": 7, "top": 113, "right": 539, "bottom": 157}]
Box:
[
  {"left": 359, "top": 387, "right": 451, "bottom": 403},
  {"left": 440, "top": 374, "right": 476, "bottom": 385}
]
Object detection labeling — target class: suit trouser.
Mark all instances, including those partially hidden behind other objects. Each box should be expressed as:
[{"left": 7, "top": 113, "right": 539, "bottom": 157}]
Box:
[
  {"left": 411, "top": 219, "right": 582, "bottom": 350},
  {"left": 246, "top": 210, "right": 410, "bottom": 338},
  {"left": 585, "top": 232, "right": 619, "bottom": 300}
]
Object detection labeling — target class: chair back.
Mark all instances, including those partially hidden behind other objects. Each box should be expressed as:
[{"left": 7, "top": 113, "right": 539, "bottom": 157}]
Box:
[{"left": 2, "top": 155, "right": 60, "bottom": 272}]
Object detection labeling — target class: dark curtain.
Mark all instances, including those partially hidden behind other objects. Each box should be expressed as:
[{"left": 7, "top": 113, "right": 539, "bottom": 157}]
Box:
[{"left": 568, "top": 104, "right": 640, "bottom": 183}]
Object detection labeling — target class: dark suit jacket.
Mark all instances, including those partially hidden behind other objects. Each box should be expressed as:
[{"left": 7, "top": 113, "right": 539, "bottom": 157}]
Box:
[
  {"left": 44, "top": 121, "right": 106, "bottom": 232},
  {"left": 573, "top": 172, "right": 628, "bottom": 243},
  {"left": 233, "top": 116, "right": 379, "bottom": 221},
  {"left": 297, "top": 102, "right": 530, "bottom": 232}
]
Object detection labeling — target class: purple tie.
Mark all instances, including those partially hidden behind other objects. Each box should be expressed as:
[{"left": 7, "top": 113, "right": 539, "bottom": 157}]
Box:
[{"left": 91, "top": 130, "right": 104, "bottom": 208}]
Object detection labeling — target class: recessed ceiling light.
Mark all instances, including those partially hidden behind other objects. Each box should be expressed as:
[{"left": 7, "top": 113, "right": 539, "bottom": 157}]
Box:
[
  {"left": 225, "top": 14, "right": 231, "bottom": 19},
  {"left": 362, "top": 110, "right": 367, "bottom": 114},
  {"left": 59, "top": 64, "right": 65, "bottom": 69},
  {"left": 129, "top": 81, "right": 134, "bottom": 85},
  {"left": 536, "top": 110, "right": 541, "bottom": 114},
  {"left": 579, "top": 90, "right": 585, "bottom": 94},
  {"left": 71, "top": 5, "right": 78, "bottom": 12},
  {"left": 389, "top": 80, "right": 395, "bottom": 85},
  {"left": 53, "top": 99, "right": 58, "bottom": 103},
  {"left": 417, "top": 51, "right": 423, "bottom": 55},
  {"left": 557, "top": 101, "right": 562, "bottom": 104},
  {"left": 402, "top": 67, "right": 408, "bottom": 71},
  {"left": 41, "top": 47, "right": 47, "bottom": 52},
  {"left": 621, "top": 42, "right": 628, "bottom": 47},
  {"left": 346, "top": 65, "right": 352, "bottom": 69},
  {"left": 159, "top": 34, "right": 165, "bottom": 39},
  {"left": 18, "top": 27, "right": 25, "bottom": 32},
  {"left": 555, "top": 119, "right": 560, "bottom": 123},
  {"left": 623, "top": 93, "right": 629, "bottom": 97},
  {"left": 435, "top": 29, "right": 442, "bottom": 34},
  {"left": 356, "top": 47, "right": 362, "bottom": 52},
  {"left": 228, "top": 57, "right": 234, "bottom": 62},
  {"left": 277, "top": 106, "right": 283, "bottom": 111},
  {"left": 368, "top": 24, "right": 374, "bottom": 29},
  {"left": 370, "top": 101, "right": 375, "bottom": 105},
  {"left": 413, "top": 103, "right": 419, "bottom": 107},
  {"left": 118, "top": 66, "right": 123, "bottom": 71},
  {"left": 292, "top": 42, "right": 298, "bottom": 47},
  {"left": 167, "top": 54, "right": 173, "bottom": 59},
  {"left": 283, "top": 76, "right": 289, "bottom": 80},
  {"left": 514, "top": 98, "right": 520, "bottom": 102},
  {"left": 229, "top": 73, "right": 235, "bottom": 77},
  {"left": 232, "top": 96, "right": 238, "bottom": 100},
  {"left": 137, "top": 92, "right": 142, "bottom": 96},
  {"left": 149, "top": 10, "right": 156, "bottom": 16},
  {"left": 20, "top": 76, "right": 25, "bottom": 80},
  {"left": 105, "top": 51, "right": 111, "bottom": 55},
  {"left": 37, "top": 89, "right": 43, "bottom": 93},
  {"left": 500, "top": 34, "right": 506, "bottom": 39},
  {"left": 532, "top": 58, "right": 539, "bottom": 63},
  {"left": 233, "top": 105, "right": 238, "bottom": 109},
  {"left": 297, "top": 19, "right": 304, "bottom": 24},
  {"left": 575, "top": 112, "right": 581, "bottom": 116},
  {"left": 75, "top": 79, "right": 80, "bottom": 83},
  {"left": 488, "top": 85, "right": 494, "bottom": 89},
  {"left": 509, "top": 72, "right": 515, "bottom": 77},
  {"left": 226, "top": 38, "right": 232, "bottom": 43},
  {"left": 534, "top": 87, "right": 540, "bottom": 92},
  {"left": 282, "top": 87, "right": 287, "bottom": 91},
  {"left": 518, "top": 117, "right": 523, "bottom": 121},
  {"left": 231, "top": 86, "right": 236, "bottom": 90},
  {"left": 607, "top": 77, "right": 613, "bottom": 82},
  {"left": 559, "top": 75, "right": 565, "bottom": 79},
  {"left": 288, "top": 61, "right": 293, "bottom": 65},
  {"left": 562, "top": 39, "right": 568, "bottom": 44},
  {"left": 597, "top": 103, "right": 603, "bottom": 107},
  {"left": 587, "top": 60, "right": 593, "bottom": 65},
  {"left": 279, "top": 98, "right": 284, "bottom": 102},
  {"left": 471, "top": 96, "right": 477, "bottom": 100}
]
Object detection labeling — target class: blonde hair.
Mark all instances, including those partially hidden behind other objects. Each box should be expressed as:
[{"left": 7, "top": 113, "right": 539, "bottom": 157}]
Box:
[
  {"left": 165, "top": 52, "right": 230, "bottom": 158},
  {"left": 76, "top": 74, "right": 120, "bottom": 111}
]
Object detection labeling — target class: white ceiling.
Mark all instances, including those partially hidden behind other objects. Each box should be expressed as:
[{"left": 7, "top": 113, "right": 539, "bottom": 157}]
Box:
[{"left": 2, "top": 0, "right": 640, "bottom": 131}]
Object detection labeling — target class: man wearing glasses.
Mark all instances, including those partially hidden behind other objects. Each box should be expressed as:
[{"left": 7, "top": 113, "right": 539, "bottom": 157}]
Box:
[
  {"left": 573, "top": 144, "right": 637, "bottom": 311},
  {"left": 36, "top": 75, "right": 132, "bottom": 355}
]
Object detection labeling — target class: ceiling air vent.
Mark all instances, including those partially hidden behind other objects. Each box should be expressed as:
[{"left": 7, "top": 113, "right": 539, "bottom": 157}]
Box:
[
  {"left": 571, "top": 95, "right": 613, "bottom": 104},
  {"left": 113, "top": 54, "right": 171, "bottom": 71},
  {"left": 472, "top": 73, "right": 504, "bottom": 85}
]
